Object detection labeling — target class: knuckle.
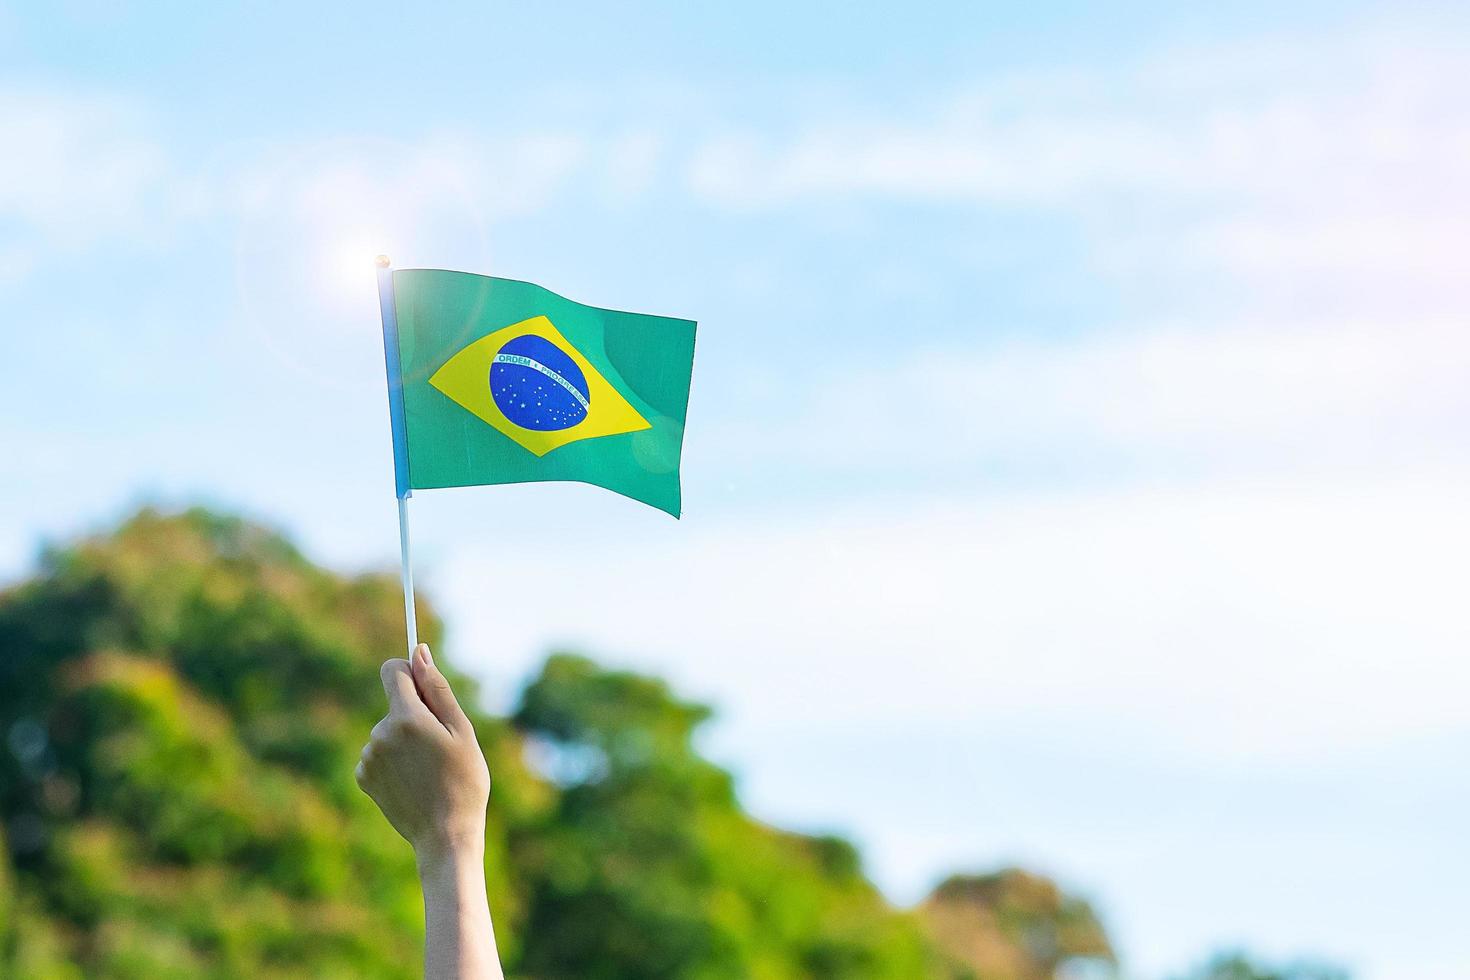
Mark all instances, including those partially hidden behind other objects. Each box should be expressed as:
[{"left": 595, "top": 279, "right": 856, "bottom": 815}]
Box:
[
  {"left": 399, "top": 716, "right": 434, "bottom": 739},
  {"left": 371, "top": 716, "right": 414, "bottom": 744}
]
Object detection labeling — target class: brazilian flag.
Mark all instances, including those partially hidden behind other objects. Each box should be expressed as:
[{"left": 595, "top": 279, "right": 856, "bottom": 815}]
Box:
[{"left": 378, "top": 266, "right": 696, "bottom": 517}]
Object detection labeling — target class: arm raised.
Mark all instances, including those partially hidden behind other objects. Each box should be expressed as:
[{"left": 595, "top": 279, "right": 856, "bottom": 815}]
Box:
[{"left": 356, "top": 644, "right": 503, "bottom": 980}]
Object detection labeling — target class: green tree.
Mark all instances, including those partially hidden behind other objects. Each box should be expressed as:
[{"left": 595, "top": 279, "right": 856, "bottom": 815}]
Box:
[
  {"left": 0, "top": 506, "right": 1117, "bottom": 979},
  {"left": 512, "top": 653, "right": 939, "bottom": 979},
  {"left": 918, "top": 870, "right": 1113, "bottom": 980},
  {"left": 1172, "top": 951, "right": 1350, "bottom": 980},
  {"left": 0, "top": 508, "right": 523, "bottom": 977}
]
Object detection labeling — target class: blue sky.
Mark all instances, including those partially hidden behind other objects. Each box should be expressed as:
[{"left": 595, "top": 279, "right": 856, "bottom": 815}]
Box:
[{"left": 3, "top": 2, "right": 1469, "bottom": 977}]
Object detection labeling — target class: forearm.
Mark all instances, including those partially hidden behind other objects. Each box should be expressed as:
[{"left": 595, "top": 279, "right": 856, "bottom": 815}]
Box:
[{"left": 417, "top": 842, "right": 504, "bottom": 980}]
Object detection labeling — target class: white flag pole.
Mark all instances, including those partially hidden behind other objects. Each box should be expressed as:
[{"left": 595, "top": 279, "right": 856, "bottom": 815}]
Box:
[
  {"left": 376, "top": 255, "right": 419, "bottom": 655},
  {"left": 396, "top": 494, "right": 419, "bottom": 655}
]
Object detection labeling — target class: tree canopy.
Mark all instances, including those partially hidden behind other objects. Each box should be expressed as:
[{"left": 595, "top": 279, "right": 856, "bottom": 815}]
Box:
[{"left": 0, "top": 506, "right": 1161, "bottom": 978}]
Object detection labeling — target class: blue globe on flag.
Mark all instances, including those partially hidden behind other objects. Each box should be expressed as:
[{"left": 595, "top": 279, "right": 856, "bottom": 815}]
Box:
[{"left": 490, "top": 335, "right": 591, "bottom": 431}]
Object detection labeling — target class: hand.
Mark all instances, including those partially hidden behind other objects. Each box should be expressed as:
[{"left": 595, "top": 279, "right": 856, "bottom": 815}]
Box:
[
  {"left": 357, "top": 644, "right": 504, "bottom": 979},
  {"left": 356, "top": 643, "right": 491, "bottom": 861}
]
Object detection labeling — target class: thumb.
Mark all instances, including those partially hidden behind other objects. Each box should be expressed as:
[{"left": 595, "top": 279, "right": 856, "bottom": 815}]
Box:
[
  {"left": 379, "top": 658, "right": 426, "bottom": 718},
  {"left": 411, "top": 643, "right": 472, "bottom": 735}
]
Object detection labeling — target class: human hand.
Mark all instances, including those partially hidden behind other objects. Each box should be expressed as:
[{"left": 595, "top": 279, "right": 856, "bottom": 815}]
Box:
[{"left": 356, "top": 643, "right": 491, "bottom": 862}]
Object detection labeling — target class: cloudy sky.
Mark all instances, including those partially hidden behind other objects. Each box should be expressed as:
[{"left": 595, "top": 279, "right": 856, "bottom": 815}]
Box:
[{"left": 2, "top": 2, "right": 1468, "bottom": 977}]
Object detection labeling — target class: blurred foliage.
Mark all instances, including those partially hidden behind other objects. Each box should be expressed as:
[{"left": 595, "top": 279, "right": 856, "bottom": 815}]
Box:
[
  {"left": 920, "top": 871, "right": 1112, "bottom": 980},
  {"left": 1170, "top": 952, "right": 1350, "bottom": 980},
  {"left": 0, "top": 505, "right": 1292, "bottom": 979},
  {"left": 511, "top": 653, "right": 940, "bottom": 979}
]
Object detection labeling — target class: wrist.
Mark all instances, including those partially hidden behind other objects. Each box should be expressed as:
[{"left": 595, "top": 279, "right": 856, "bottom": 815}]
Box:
[
  {"left": 415, "top": 826, "right": 502, "bottom": 979},
  {"left": 414, "top": 829, "right": 485, "bottom": 878}
]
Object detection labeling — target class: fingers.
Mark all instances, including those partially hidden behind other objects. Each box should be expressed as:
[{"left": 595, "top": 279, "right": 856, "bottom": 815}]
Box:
[
  {"left": 356, "top": 713, "right": 428, "bottom": 794},
  {"left": 379, "top": 658, "right": 427, "bottom": 719},
  {"left": 411, "top": 643, "right": 473, "bottom": 737},
  {"left": 354, "top": 737, "right": 374, "bottom": 790}
]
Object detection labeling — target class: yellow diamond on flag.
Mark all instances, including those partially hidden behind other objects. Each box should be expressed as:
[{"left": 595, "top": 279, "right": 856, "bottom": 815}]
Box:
[{"left": 427, "top": 315, "right": 651, "bottom": 457}]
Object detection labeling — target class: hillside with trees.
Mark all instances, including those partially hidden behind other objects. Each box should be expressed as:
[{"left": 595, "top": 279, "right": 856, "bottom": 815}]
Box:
[{"left": 0, "top": 508, "right": 1325, "bottom": 979}]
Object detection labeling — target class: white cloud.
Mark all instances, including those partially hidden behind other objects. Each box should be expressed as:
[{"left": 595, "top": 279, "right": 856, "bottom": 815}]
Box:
[
  {"left": 685, "top": 29, "right": 1470, "bottom": 306},
  {"left": 0, "top": 85, "right": 169, "bottom": 253},
  {"left": 225, "top": 131, "right": 591, "bottom": 324},
  {"left": 0, "top": 82, "right": 647, "bottom": 292},
  {"left": 443, "top": 473, "right": 1470, "bottom": 769},
  {"left": 698, "top": 316, "right": 1470, "bottom": 484},
  {"left": 688, "top": 32, "right": 1467, "bottom": 208}
]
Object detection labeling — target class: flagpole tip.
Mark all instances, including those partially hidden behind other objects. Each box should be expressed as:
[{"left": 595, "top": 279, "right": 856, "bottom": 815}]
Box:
[{"left": 375, "top": 254, "right": 391, "bottom": 268}]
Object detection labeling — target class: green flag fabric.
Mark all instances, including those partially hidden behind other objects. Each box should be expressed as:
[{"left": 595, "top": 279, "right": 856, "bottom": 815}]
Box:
[{"left": 383, "top": 269, "right": 696, "bottom": 517}]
